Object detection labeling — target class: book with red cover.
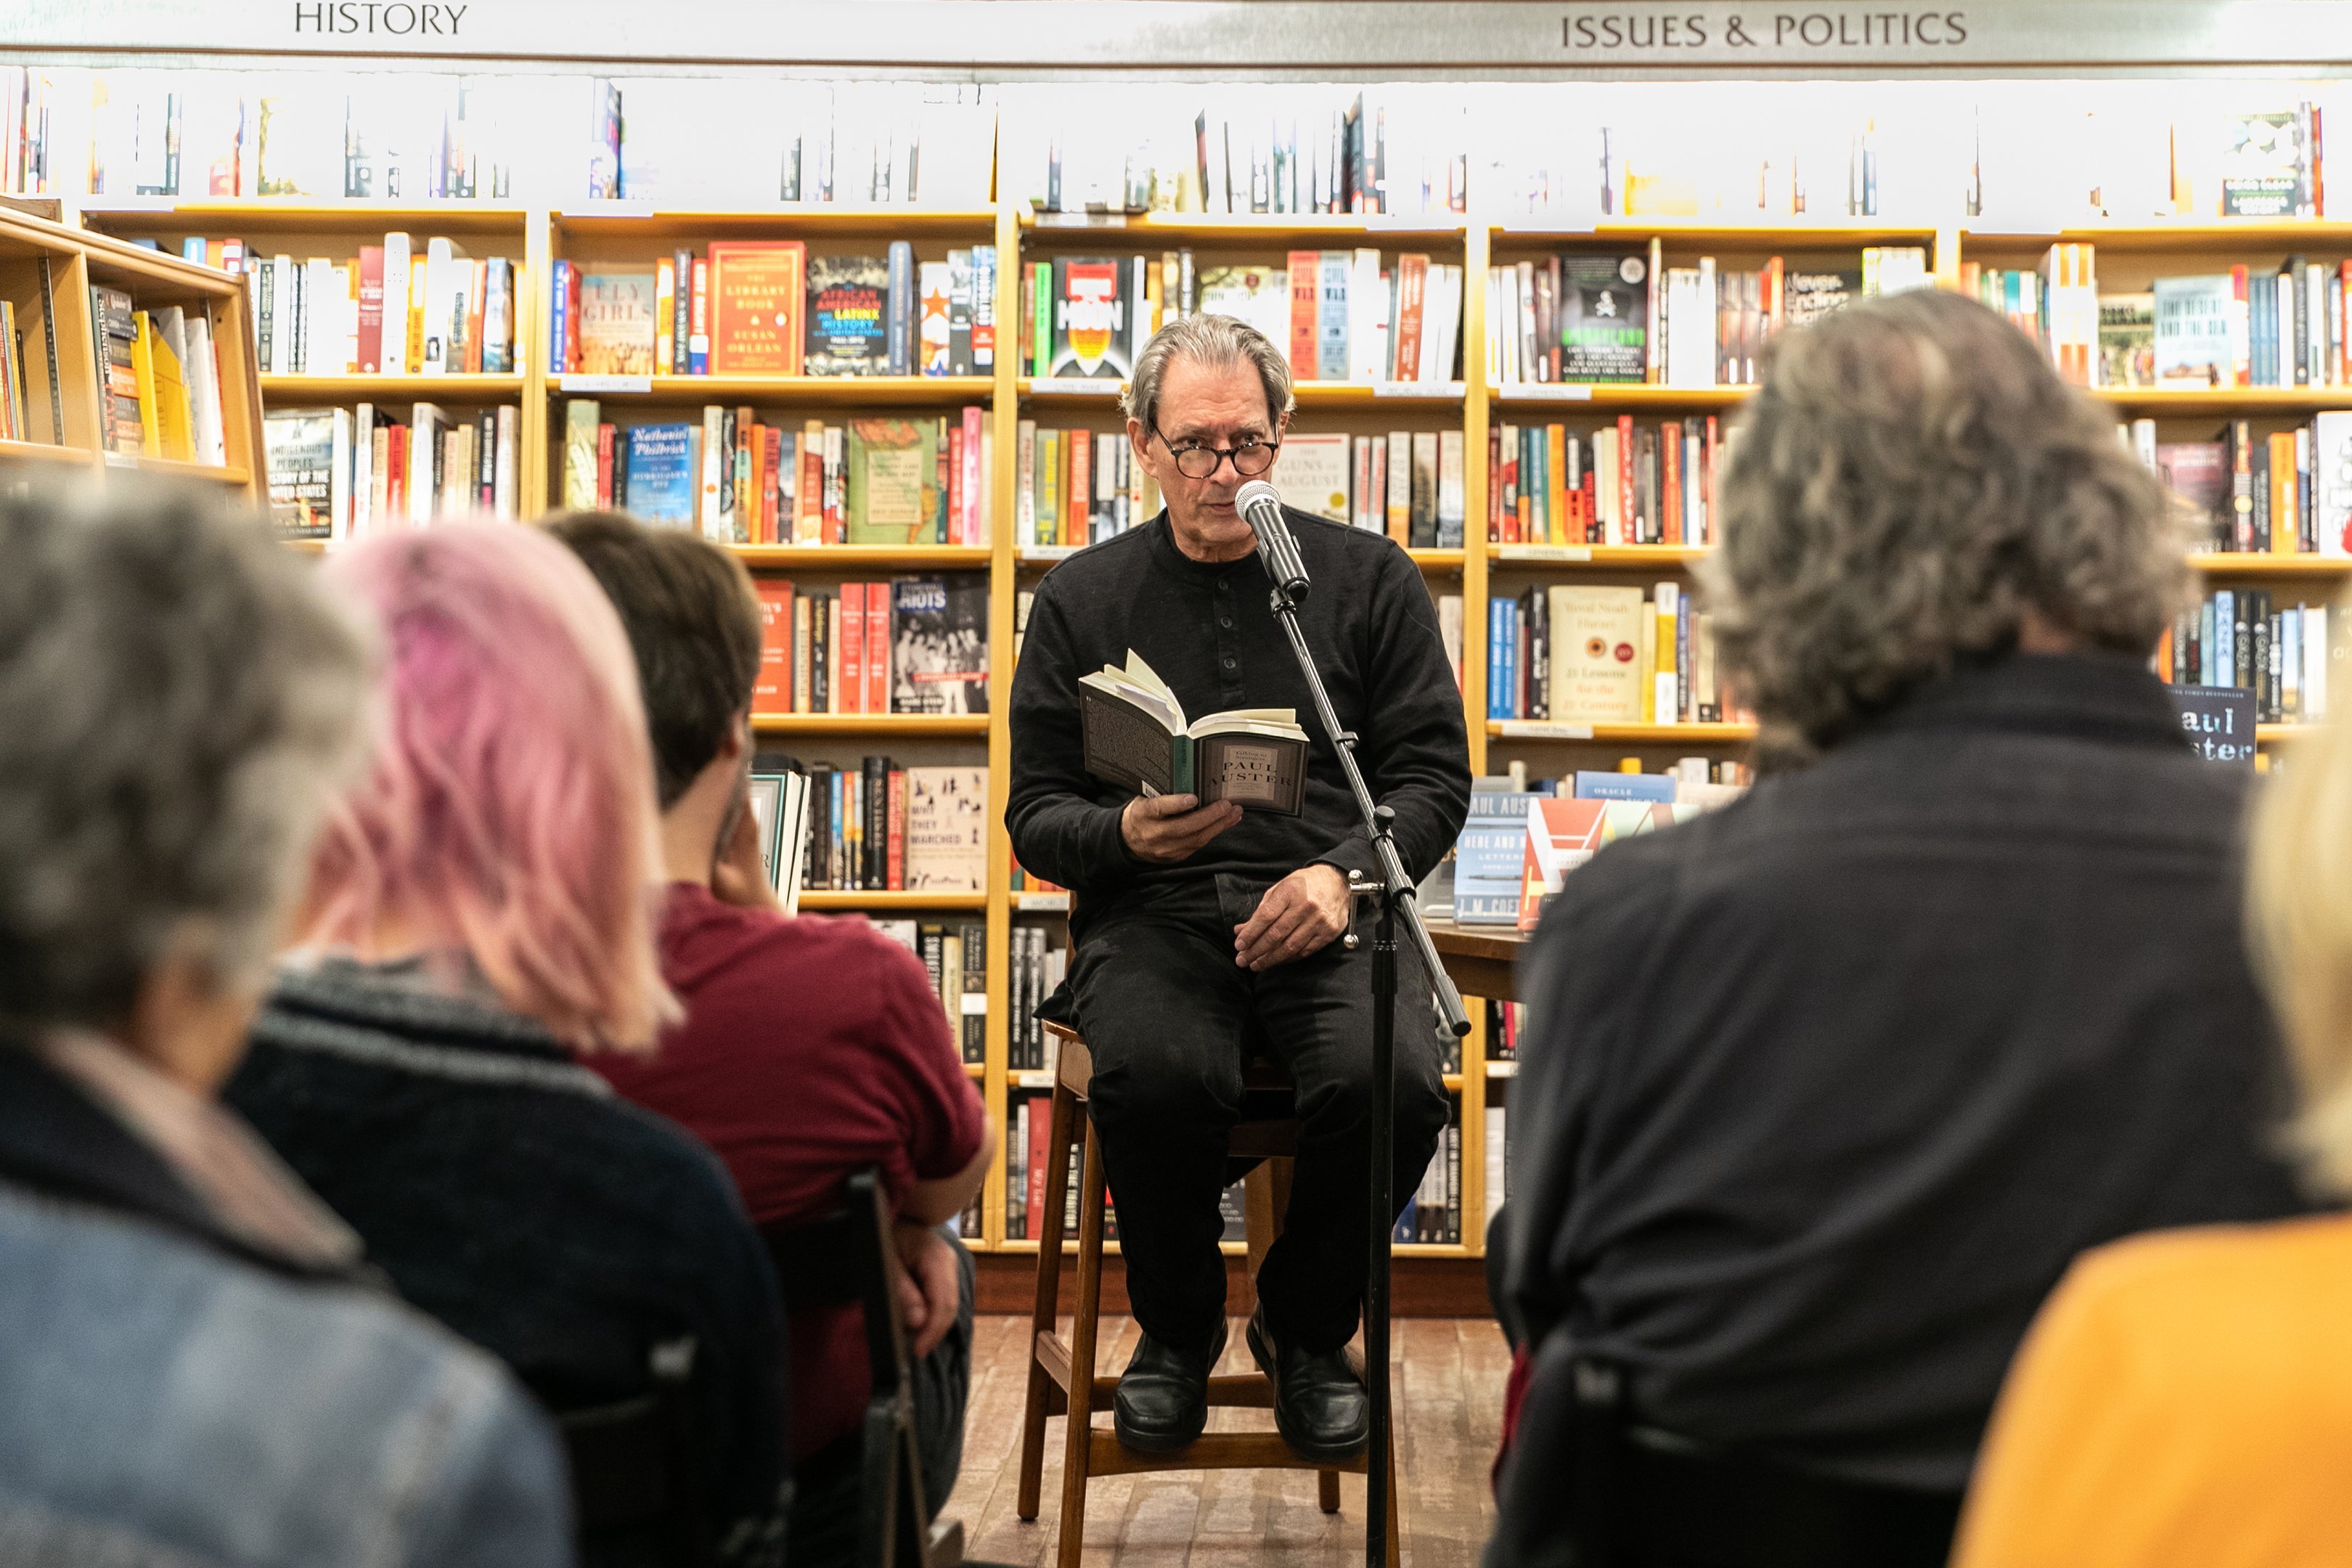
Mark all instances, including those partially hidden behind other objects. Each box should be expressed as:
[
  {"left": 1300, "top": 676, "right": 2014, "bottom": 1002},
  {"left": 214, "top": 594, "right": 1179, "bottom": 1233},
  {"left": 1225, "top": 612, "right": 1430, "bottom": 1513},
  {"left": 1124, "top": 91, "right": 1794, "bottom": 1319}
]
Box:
[
  {"left": 838, "top": 581, "right": 866, "bottom": 714},
  {"left": 356, "top": 245, "right": 385, "bottom": 372},
  {"left": 864, "top": 581, "right": 890, "bottom": 714},
  {"left": 708, "top": 240, "right": 808, "bottom": 375},
  {"left": 1516, "top": 798, "right": 1607, "bottom": 932},
  {"left": 1026, "top": 1090, "right": 1052, "bottom": 1238},
  {"left": 1286, "top": 250, "right": 1320, "bottom": 378},
  {"left": 1067, "top": 427, "right": 1093, "bottom": 545},
  {"left": 595, "top": 423, "right": 615, "bottom": 507},
  {"left": 751, "top": 579, "right": 793, "bottom": 716},
  {"left": 1394, "top": 253, "right": 1427, "bottom": 380}
]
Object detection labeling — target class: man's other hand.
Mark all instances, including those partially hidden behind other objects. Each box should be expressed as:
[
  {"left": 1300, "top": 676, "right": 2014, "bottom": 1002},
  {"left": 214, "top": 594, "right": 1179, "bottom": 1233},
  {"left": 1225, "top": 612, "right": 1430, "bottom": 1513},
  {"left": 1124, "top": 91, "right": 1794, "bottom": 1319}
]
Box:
[
  {"left": 1233, "top": 864, "right": 1351, "bottom": 971},
  {"left": 1121, "top": 792, "right": 1244, "bottom": 864},
  {"left": 892, "top": 1221, "right": 962, "bottom": 1360}
]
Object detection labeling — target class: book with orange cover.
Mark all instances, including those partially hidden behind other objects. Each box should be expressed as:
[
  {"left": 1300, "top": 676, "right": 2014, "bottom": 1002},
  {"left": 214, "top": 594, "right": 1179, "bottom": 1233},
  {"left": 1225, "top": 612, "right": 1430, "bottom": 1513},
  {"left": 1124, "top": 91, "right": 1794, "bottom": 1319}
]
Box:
[
  {"left": 751, "top": 579, "right": 795, "bottom": 716},
  {"left": 709, "top": 240, "right": 808, "bottom": 375},
  {"left": 1287, "top": 250, "right": 1320, "bottom": 379},
  {"left": 1516, "top": 798, "right": 1607, "bottom": 931}
]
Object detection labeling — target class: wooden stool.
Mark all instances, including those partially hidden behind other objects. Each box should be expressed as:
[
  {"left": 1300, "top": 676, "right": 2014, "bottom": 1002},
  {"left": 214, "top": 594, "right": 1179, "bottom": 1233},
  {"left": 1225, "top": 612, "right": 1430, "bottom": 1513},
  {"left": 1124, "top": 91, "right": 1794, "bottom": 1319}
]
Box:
[{"left": 1015, "top": 1020, "right": 1400, "bottom": 1567}]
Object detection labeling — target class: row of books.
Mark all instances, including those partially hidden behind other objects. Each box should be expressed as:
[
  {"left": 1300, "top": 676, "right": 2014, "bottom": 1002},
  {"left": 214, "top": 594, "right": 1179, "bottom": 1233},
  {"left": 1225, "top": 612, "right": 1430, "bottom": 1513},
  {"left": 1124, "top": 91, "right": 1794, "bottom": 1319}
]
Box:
[
  {"left": 166, "top": 235, "right": 520, "bottom": 379},
  {"left": 748, "top": 575, "right": 989, "bottom": 717},
  {"left": 1004, "top": 1093, "right": 1095, "bottom": 1241},
  {"left": 2163, "top": 593, "right": 2337, "bottom": 723},
  {"left": 1487, "top": 584, "right": 1744, "bottom": 727},
  {"left": 2139, "top": 415, "right": 2352, "bottom": 557},
  {"left": 1485, "top": 246, "right": 1928, "bottom": 389},
  {"left": 87, "top": 288, "right": 229, "bottom": 465},
  {"left": 1396, "top": 1100, "right": 1465, "bottom": 1246},
  {"left": 1489, "top": 417, "right": 1723, "bottom": 547},
  {"left": 1452, "top": 772, "right": 1744, "bottom": 929},
  {"left": 552, "top": 243, "right": 997, "bottom": 379},
  {"left": 561, "top": 402, "right": 992, "bottom": 547},
  {"left": 1272, "top": 429, "right": 1471, "bottom": 548},
  {"left": 1016, "top": 86, "right": 1466, "bottom": 219},
  {"left": 2078, "top": 256, "right": 2352, "bottom": 391},
  {"left": 867, "top": 918, "right": 989, "bottom": 1064},
  {"left": 777, "top": 759, "right": 987, "bottom": 893},
  {"left": 1014, "top": 250, "right": 1464, "bottom": 386},
  {"left": 1006, "top": 925, "right": 1068, "bottom": 1074},
  {"left": 263, "top": 402, "right": 520, "bottom": 538},
  {"left": 0, "top": 301, "right": 36, "bottom": 442},
  {"left": 1014, "top": 424, "right": 1151, "bottom": 549}
]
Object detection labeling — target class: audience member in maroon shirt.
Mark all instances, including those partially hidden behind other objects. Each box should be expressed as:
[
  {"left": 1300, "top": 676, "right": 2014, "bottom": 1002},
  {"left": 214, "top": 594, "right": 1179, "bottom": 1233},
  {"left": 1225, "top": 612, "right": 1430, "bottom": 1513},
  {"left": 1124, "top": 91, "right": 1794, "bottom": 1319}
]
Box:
[{"left": 549, "top": 513, "right": 992, "bottom": 1568}]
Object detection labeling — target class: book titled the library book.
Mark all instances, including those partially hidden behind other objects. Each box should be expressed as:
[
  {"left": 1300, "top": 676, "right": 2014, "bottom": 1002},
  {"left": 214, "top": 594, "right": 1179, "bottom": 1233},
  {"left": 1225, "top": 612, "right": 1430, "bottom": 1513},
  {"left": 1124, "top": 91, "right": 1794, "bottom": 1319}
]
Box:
[{"left": 1079, "top": 652, "right": 1310, "bottom": 814}]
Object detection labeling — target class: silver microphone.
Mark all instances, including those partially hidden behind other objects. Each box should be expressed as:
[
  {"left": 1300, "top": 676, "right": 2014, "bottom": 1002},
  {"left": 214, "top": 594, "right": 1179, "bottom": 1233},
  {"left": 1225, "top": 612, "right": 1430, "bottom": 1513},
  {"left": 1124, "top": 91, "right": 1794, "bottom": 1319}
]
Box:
[{"left": 1233, "top": 478, "right": 1310, "bottom": 602}]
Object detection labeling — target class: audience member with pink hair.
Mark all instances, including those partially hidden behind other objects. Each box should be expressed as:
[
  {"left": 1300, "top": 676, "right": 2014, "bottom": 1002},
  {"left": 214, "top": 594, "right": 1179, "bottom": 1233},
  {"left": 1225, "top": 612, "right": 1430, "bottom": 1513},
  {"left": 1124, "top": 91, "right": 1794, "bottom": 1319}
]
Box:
[{"left": 225, "top": 524, "right": 789, "bottom": 1568}]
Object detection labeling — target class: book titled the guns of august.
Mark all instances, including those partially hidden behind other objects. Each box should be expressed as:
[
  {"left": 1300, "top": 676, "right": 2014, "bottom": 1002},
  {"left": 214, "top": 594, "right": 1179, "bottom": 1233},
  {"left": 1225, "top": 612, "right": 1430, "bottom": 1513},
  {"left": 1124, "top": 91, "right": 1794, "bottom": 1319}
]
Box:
[{"left": 1078, "top": 650, "right": 1310, "bottom": 815}]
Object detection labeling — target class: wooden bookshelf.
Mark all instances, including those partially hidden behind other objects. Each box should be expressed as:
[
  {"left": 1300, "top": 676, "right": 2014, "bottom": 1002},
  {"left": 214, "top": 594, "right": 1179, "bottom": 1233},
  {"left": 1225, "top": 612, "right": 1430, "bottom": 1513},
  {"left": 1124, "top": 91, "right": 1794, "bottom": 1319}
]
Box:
[
  {"left": 62, "top": 195, "right": 2352, "bottom": 1265},
  {"left": 0, "top": 205, "right": 264, "bottom": 502}
]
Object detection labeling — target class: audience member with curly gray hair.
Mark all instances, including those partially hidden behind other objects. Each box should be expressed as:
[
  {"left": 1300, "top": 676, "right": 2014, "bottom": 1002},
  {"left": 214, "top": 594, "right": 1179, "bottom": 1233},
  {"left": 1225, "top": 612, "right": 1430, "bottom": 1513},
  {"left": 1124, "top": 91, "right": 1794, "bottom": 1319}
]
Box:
[
  {"left": 0, "top": 480, "right": 575, "bottom": 1568},
  {"left": 1489, "top": 290, "right": 2310, "bottom": 1568}
]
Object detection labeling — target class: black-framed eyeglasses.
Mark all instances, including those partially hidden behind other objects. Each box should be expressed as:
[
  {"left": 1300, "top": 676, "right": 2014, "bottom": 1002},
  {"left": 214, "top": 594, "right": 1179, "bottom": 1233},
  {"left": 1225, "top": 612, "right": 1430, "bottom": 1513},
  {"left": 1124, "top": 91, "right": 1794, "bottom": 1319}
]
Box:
[{"left": 1151, "top": 427, "right": 1279, "bottom": 481}]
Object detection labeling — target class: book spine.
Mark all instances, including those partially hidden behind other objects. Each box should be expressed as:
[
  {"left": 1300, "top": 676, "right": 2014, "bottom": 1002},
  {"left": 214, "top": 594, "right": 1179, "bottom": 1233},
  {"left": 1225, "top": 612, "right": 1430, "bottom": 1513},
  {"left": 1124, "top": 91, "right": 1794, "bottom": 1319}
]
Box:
[
  {"left": 887, "top": 240, "right": 913, "bottom": 376},
  {"left": 886, "top": 766, "right": 906, "bottom": 891},
  {"left": 688, "top": 257, "right": 709, "bottom": 376},
  {"left": 671, "top": 250, "right": 693, "bottom": 375},
  {"left": 865, "top": 581, "right": 889, "bottom": 715}
]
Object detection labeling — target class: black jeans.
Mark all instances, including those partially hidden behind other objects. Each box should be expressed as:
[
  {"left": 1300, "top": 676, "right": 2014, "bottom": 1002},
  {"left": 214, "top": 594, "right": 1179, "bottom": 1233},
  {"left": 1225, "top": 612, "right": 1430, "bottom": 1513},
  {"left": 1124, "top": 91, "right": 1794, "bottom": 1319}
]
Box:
[
  {"left": 787, "top": 1228, "right": 974, "bottom": 1567},
  {"left": 1069, "top": 874, "right": 1451, "bottom": 1354}
]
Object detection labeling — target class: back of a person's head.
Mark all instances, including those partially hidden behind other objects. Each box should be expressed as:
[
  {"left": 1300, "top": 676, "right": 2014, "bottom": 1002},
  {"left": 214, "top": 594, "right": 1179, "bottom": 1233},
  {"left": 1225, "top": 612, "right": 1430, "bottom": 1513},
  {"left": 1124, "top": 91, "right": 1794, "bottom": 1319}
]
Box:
[
  {"left": 2250, "top": 679, "right": 2352, "bottom": 1196},
  {"left": 0, "top": 480, "right": 369, "bottom": 1041},
  {"left": 542, "top": 510, "right": 763, "bottom": 808},
  {"left": 1703, "top": 287, "right": 2189, "bottom": 761},
  {"left": 303, "top": 523, "right": 672, "bottom": 1052}
]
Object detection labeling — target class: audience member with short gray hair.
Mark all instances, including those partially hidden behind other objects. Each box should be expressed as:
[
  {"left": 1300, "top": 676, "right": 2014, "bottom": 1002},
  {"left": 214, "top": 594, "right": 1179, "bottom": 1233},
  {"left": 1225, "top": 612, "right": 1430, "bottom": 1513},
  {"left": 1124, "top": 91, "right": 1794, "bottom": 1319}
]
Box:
[
  {"left": 1487, "top": 290, "right": 2311, "bottom": 1568},
  {"left": 0, "top": 479, "right": 576, "bottom": 1568}
]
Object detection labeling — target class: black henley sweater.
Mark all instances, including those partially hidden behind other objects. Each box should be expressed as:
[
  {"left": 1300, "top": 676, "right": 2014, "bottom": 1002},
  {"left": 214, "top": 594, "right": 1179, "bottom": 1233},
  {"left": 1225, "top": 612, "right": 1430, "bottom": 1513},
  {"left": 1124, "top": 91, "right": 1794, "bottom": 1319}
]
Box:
[{"left": 1006, "top": 508, "right": 1469, "bottom": 923}]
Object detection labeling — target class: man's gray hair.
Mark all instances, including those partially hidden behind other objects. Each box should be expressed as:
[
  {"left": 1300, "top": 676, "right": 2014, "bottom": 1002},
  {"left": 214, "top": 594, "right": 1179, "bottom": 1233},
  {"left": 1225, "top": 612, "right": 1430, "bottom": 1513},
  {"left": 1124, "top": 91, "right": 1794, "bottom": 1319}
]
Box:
[
  {"left": 0, "top": 480, "right": 372, "bottom": 1037},
  {"left": 1701, "top": 288, "right": 2189, "bottom": 763},
  {"left": 1122, "top": 312, "right": 1298, "bottom": 433}
]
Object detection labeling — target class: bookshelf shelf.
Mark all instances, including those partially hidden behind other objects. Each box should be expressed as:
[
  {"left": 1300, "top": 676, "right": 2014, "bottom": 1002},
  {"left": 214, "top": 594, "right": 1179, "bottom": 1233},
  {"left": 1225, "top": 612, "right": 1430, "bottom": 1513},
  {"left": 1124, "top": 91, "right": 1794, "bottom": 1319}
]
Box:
[
  {"left": 1961, "top": 221, "right": 2352, "bottom": 252},
  {"left": 797, "top": 890, "right": 988, "bottom": 912},
  {"left": 1489, "top": 383, "right": 1750, "bottom": 410},
  {"left": 751, "top": 713, "right": 990, "bottom": 736},
  {"left": 558, "top": 374, "right": 993, "bottom": 407},
  {"left": 0, "top": 439, "right": 94, "bottom": 468},
  {"left": 264, "top": 374, "right": 526, "bottom": 401},
  {"left": 1489, "top": 720, "right": 1757, "bottom": 744},
  {"left": 2190, "top": 554, "right": 2352, "bottom": 577},
  {"left": 1490, "top": 544, "right": 1710, "bottom": 568},
  {"left": 1494, "top": 220, "right": 1944, "bottom": 247},
  {"left": 554, "top": 206, "right": 997, "bottom": 240},
  {"left": 728, "top": 544, "right": 992, "bottom": 570},
  {"left": 1015, "top": 377, "right": 1465, "bottom": 408},
  {"left": 114, "top": 455, "right": 252, "bottom": 485},
  {"left": 1020, "top": 211, "right": 1467, "bottom": 246},
  {"left": 2095, "top": 388, "right": 2352, "bottom": 414},
  {"left": 2258, "top": 724, "right": 2319, "bottom": 742},
  {"left": 1410, "top": 549, "right": 1467, "bottom": 570},
  {"left": 964, "top": 1061, "right": 986, "bottom": 1079},
  {"left": 79, "top": 200, "right": 532, "bottom": 237},
  {"left": 989, "top": 1237, "right": 1476, "bottom": 1259}
]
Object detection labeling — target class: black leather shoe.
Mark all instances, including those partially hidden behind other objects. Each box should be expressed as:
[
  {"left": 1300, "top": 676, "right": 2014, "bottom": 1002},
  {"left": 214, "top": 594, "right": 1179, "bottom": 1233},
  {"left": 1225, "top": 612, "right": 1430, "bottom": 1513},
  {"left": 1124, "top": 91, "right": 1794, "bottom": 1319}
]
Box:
[
  {"left": 1248, "top": 1305, "right": 1369, "bottom": 1462},
  {"left": 1111, "top": 1316, "right": 1228, "bottom": 1453}
]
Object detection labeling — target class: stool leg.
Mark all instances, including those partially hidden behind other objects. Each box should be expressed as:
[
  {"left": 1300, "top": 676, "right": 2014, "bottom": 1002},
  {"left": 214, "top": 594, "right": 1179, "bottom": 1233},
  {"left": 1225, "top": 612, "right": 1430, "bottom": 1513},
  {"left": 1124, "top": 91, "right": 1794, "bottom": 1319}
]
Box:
[
  {"left": 1318, "top": 1469, "right": 1341, "bottom": 1514},
  {"left": 1055, "top": 1117, "right": 1108, "bottom": 1568},
  {"left": 1017, "top": 1081, "right": 1081, "bottom": 1522},
  {"left": 1382, "top": 1390, "right": 1401, "bottom": 1564}
]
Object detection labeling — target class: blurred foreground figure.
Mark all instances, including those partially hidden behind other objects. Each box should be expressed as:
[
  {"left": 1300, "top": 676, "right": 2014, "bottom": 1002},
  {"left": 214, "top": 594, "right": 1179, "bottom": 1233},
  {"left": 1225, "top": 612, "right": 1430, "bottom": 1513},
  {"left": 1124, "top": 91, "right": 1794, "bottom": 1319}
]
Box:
[
  {"left": 0, "top": 481, "right": 573, "bottom": 1568},
  {"left": 1488, "top": 291, "right": 2310, "bottom": 1568},
  {"left": 1953, "top": 603, "right": 2352, "bottom": 1568}
]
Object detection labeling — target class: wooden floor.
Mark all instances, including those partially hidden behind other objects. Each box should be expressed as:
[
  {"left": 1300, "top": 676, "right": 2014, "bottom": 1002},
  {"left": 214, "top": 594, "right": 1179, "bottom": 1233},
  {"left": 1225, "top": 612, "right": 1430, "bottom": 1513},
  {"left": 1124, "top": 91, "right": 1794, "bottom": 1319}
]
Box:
[{"left": 941, "top": 1314, "right": 1510, "bottom": 1567}]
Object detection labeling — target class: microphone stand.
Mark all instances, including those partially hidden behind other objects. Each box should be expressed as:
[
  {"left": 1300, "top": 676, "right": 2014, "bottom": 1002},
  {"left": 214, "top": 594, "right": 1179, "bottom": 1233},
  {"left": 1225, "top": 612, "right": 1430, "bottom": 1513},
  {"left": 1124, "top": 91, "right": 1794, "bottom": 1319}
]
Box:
[{"left": 1251, "top": 505, "right": 1471, "bottom": 1568}]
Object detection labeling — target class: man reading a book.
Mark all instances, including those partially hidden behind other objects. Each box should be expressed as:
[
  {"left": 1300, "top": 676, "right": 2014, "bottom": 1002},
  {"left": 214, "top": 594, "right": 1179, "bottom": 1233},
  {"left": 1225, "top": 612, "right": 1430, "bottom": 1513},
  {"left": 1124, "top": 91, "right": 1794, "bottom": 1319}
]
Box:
[{"left": 1007, "top": 314, "right": 1471, "bottom": 1461}]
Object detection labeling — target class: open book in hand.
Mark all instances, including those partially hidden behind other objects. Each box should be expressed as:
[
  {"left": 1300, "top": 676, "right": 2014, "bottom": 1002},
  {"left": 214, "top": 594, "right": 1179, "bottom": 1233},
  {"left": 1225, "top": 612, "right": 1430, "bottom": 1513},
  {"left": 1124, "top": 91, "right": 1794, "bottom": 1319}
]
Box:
[{"left": 1079, "top": 651, "right": 1311, "bottom": 815}]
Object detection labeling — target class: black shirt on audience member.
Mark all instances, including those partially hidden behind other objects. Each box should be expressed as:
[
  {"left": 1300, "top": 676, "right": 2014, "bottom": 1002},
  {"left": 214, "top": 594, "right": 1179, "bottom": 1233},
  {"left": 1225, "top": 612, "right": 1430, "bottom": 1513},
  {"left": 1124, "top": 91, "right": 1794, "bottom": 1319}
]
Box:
[
  {"left": 1498, "top": 650, "right": 2311, "bottom": 1496},
  {"left": 227, "top": 956, "right": 790, "bottom": 1568}
]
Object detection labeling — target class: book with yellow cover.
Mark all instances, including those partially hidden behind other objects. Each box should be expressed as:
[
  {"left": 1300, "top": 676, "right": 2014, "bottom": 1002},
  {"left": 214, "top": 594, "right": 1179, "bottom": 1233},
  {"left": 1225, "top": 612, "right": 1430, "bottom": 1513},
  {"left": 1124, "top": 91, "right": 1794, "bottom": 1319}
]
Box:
[
  {"left": 1546, "top": 584, "right": 1646, "bottom": 722},
  {"left": 144, "top": 316, "right": 194, "bottom": 462},
  {"left": 128, "top": 309, "right": 160, "bottom": 457}
]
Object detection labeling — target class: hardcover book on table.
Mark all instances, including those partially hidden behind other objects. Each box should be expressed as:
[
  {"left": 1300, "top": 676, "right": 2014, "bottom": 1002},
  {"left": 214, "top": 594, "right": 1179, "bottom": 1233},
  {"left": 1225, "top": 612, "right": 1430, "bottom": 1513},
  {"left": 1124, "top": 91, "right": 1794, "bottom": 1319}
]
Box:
[
  {"left": 1453, "top": 777, "right": 1530, "bottom": 926},
  {"left": 805, "top": 256, "right": 889, "bottom": 376},
  {"left": 1556, "top": 254, "right": 1649, "bottom": 383},
  {"left": 707, "top": 241, "right": 807, "bottom": 375},
  {"left": 1079, "top": 650, "right": 1310, "bottom": 814},
  {"left": 890, "top": 573, "right": 989, "bottom": 714},
  {"left": 1516, "top": 797, "right": 1606, "bottom": 931}
]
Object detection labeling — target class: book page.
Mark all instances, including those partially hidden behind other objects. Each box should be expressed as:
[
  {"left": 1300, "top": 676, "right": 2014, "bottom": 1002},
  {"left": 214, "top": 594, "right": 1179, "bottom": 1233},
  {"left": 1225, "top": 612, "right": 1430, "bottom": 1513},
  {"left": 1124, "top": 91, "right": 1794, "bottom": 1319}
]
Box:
[{"left": 1080, "top": 684, "right": 1182, "bottom": 796}]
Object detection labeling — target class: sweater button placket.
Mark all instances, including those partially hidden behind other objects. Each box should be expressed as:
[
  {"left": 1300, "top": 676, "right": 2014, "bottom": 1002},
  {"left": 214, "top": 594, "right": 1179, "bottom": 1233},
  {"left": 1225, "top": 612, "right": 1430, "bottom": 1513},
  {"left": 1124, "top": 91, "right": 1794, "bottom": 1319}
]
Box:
[{"left": 1215, "top": 576, "right": 1243, "bottom": 699}]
